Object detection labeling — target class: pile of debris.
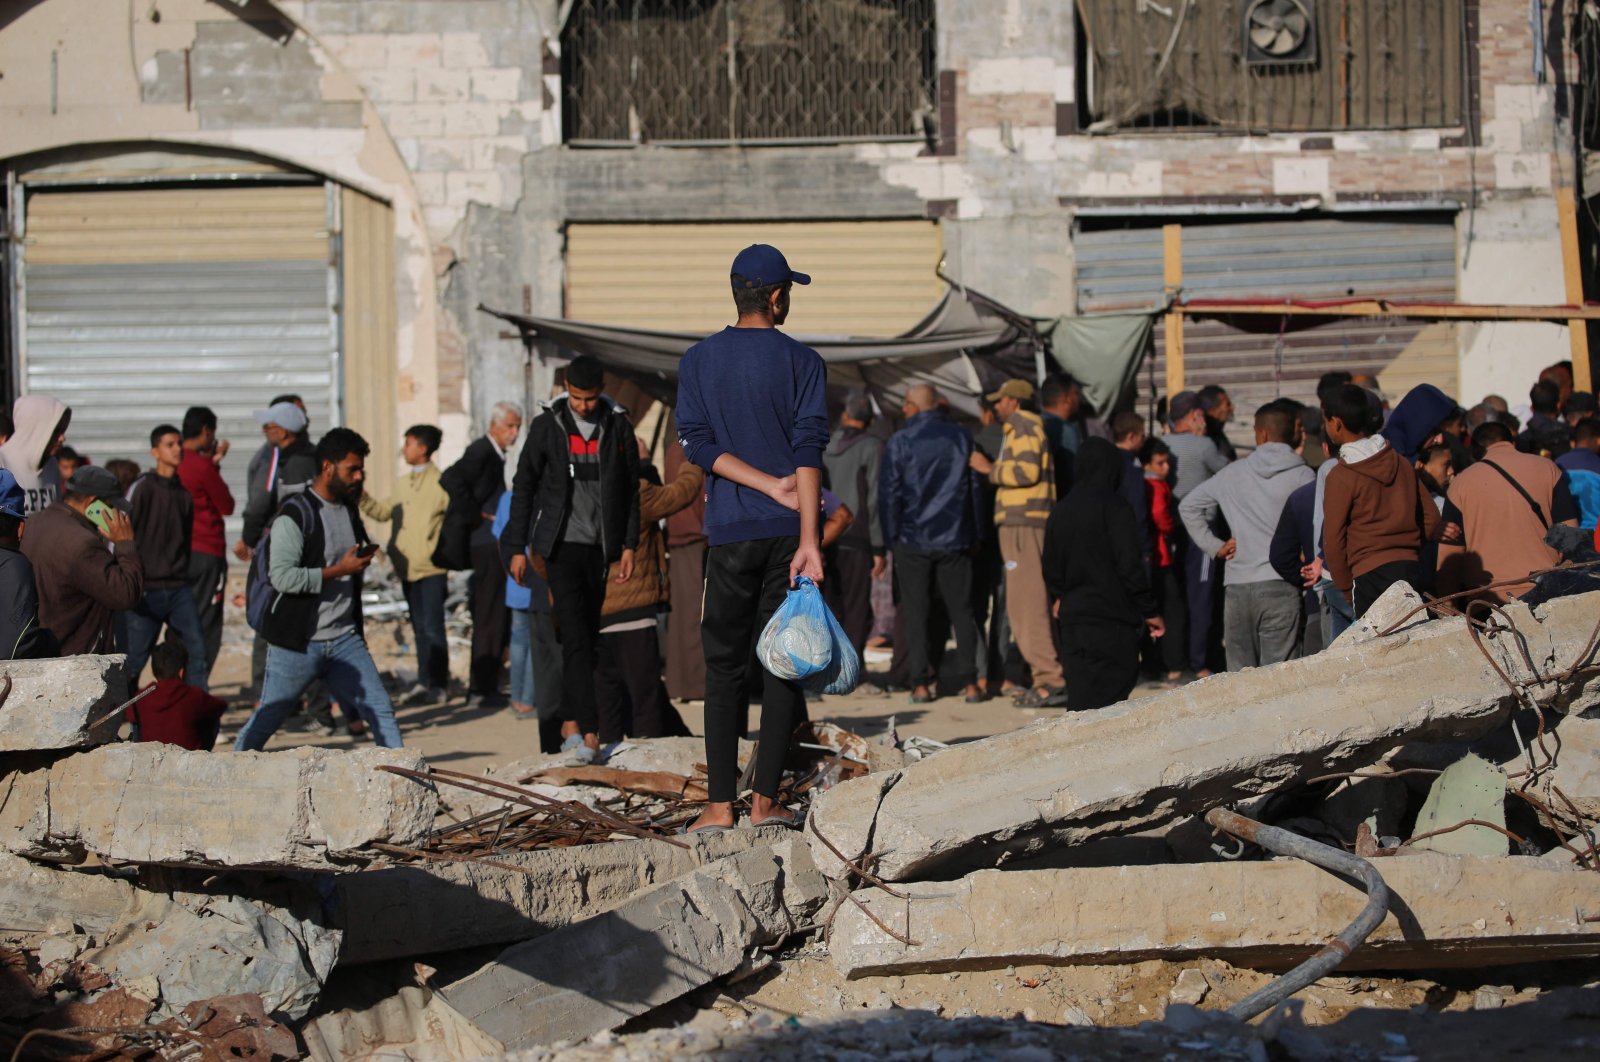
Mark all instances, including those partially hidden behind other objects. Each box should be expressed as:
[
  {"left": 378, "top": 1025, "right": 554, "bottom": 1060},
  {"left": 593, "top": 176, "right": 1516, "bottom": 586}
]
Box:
[{"left": 4, "top": 583, "right": 1600, "bottom": 1059}]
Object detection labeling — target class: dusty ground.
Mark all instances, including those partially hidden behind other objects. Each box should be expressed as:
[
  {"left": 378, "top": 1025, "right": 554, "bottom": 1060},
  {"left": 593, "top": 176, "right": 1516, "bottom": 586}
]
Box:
[{"left": 201, "top": 603, "right": 1156, "bottom": 768}]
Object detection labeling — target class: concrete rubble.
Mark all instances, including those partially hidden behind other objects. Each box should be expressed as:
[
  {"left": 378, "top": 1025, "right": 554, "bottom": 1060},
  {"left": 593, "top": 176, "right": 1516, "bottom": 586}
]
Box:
[
  {"left": 829, "top": 853, "right": 1600, "bottom": 978},
  {"left": 1, "top": 743, "right": 437, "bottom": 870},
  {"left": 441, "top": 838, "right": 829, "bottom": 1050},
  {"left": 335, "top": 829, "right": 774, "bottom": 965},
  {"left": 804, "top": 590, "right": 1600, "bottom": 883},
  {"left": 0, "top": 654, "right": 128, "bottom": 752}
]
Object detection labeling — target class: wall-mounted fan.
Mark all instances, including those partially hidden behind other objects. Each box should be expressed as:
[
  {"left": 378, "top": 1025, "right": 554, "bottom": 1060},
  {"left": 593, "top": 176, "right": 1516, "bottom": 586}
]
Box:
[{"left": 1243, "top": 0, "right": 1318, "bottom": 67}]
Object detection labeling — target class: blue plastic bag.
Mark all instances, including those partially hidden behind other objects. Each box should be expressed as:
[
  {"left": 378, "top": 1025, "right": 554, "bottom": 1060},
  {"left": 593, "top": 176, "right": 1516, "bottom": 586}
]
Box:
[
  {"left": 757, "top": 576, "right": 834, "bottom": 681},
  {"left": 804, "top": 598, "right": 860, "bottom": 696}
]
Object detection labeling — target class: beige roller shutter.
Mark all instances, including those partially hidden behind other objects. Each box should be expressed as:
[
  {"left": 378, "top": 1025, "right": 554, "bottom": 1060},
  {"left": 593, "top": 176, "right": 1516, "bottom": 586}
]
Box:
[
  {"left": 25, "top": 185, "right": 330, "bottom": 265},
  {"left": 21, "top": 182, "right": 337, "bottom": 538},
  {"left": 565, "top": 220, "right": 943, "bottom": 337}
]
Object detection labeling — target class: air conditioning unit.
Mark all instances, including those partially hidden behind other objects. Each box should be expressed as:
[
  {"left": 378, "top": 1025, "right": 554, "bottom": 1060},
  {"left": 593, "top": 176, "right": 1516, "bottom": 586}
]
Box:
[{"left": 1242, "top": 0, "right": 1317, "bottom": 67}]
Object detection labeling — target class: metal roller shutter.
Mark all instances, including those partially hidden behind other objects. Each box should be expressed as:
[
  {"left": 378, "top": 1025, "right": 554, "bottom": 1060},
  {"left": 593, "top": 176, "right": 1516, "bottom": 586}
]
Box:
[
  {"left": 565, "top": 220, "right": 944, "bottom": 338},
  {"left": 19, "top": 184, "right": 337, "bottom": 535},
  {"left": 1075, "top": 215, "right": 1460, "bottom": 417}
]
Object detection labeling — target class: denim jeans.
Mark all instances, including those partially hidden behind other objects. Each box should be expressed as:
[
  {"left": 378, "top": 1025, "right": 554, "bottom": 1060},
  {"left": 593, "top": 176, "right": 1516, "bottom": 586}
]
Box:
[
  {"left": 1319, "top": 581, "right": 1355, "bottom": 650},
  {"left": 124, "top": 585, "right": 210, "bottom": 691},
  {"left": 233, "top": 632, "right": 403, "bottom": 749},
  {"left": 509, "top": 607, "right": 535, "bottom": 707},
  {"left": 403, "top": 574, "right": 449, "bottom": 689}
]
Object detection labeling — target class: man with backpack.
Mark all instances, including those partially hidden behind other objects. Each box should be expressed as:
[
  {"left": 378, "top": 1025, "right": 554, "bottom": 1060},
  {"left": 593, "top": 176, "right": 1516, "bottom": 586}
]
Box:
[{"left": 234, "top": 428, "right": 403, "bottom": 750}]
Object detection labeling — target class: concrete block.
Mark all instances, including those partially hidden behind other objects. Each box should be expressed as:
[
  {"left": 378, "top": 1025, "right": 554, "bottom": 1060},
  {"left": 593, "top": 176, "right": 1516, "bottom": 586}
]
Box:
[
  {"left": 442, "top": 840, "right": 827, "bottom": 1049},
  {"left": 831, "top": 854, "right": 1600, "bottom": 978},
  {"left": 335, "top": 830, "right": 773, "bottom": 965},
  {"left": 807, "top": 592, "right": 1600, "bottom": 883},
  {"left": 442, "top": 102, "right": 502, "bottom": 136},
  {"left": 0, "top": 654, "right": 127, "bottom": 752},
  {"left": 442, "top": 32, "right": 492, "bottom": 69},
  {"left": 471, "top": 67, "right": 523, "bottom": 102},
  {"left": 0, "top": 745, "right": 437, "bottom": 870},
  {"left": 416, "top": 67, "right": 471, "bottom": 103},
  {"left": 0, "top": 852, "right": 136, "bottom": 939}
]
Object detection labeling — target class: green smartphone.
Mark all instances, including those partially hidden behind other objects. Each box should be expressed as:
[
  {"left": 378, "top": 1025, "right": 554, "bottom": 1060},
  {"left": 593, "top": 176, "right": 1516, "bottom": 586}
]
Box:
[{"left": 84, "top": 499, "right": 115, "bottom": 534}]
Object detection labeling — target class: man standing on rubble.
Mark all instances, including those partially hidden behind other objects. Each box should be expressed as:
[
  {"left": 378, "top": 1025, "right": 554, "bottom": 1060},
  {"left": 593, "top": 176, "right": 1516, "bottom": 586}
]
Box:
[
  {"left": 1179, "top": 404, "right": 1314, "bottom": 670},
  {"left": 822, "top": 390, "right": 884, "bottom": 660},
  {"left": 234, "top": 428, "right": 403, "bottom": 750},
  {"left": 502, "top": 357, "right": 639, "bottom": 761},
  {"left": 678, "top": 244, "right": 826, "bottom": 834}
]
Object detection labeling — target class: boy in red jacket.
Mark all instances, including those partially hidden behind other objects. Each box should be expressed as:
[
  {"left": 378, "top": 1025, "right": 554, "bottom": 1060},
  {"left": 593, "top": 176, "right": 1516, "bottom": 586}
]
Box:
[
  {"left": 1321, "top": 384, "right": 1440, "bottom": 616},
  {"left": 1141, "top": 437, "right": 1186, "bottom": 683},
  {"left": 129, "top": 640, "right": 227, "bottom": 751}
]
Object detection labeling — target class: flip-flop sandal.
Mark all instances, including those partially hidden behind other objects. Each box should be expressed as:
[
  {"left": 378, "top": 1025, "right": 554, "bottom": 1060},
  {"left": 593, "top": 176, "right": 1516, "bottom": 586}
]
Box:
[
  {"left": 678, "top": 822, "right": 734, "bottom": 836},
  {"left": 749, "top": 809, "right": 807, "bottom": 832},
  {"left": 909, "top": 689, "right": 934, "bottom": 704}
]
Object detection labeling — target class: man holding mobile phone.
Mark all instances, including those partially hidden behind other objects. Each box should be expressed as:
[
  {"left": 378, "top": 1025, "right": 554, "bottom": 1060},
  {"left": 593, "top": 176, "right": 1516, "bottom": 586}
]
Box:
[
  {"left": 23, "top": 465, "right": 143, "bottom": 655},
  {"left": 234, "top": 428, "right": 405, "bottom": 750}
]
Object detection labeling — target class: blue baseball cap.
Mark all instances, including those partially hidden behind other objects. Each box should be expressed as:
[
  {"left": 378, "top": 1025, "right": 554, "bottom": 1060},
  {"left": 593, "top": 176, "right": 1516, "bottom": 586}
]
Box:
[
  {"left": 0, "top": 470, "right": 26, "bottom": 521},
  {"left": 730, "top": 244, "right": 811, "bottom": 289}
]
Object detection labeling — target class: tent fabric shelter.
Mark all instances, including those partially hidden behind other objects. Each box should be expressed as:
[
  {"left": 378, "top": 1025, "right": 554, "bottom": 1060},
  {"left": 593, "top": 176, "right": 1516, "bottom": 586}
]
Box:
[{"left": 481, "top": 286, "right": 1151, "bottom": 420}]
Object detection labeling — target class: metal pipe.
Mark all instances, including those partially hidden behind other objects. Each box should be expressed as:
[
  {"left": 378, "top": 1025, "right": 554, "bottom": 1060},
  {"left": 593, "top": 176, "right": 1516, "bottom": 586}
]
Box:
[{"left": 1204, "top": 807, "right": 1391, "bottom": 1022}]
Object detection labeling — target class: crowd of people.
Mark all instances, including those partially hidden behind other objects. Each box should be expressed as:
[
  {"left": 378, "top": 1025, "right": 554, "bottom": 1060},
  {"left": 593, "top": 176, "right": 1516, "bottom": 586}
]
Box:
[{"left": 0, "top": 245, "right": 1589, "bottom": 829}]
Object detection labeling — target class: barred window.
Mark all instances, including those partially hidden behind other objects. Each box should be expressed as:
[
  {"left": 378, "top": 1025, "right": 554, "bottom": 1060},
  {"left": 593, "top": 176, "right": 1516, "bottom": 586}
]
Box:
[
  {"left": 561, "top": 0, "right": 937, "bottom": 145},
  {"left": 1077, "top": 0, "right": 1468, "bottom": 134}
]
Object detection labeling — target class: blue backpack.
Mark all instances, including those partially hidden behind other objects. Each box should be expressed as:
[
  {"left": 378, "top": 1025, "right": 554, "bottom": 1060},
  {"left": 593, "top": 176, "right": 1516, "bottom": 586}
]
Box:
[{"left": 245, "top": 492, "right": 320, "bottom": 632}]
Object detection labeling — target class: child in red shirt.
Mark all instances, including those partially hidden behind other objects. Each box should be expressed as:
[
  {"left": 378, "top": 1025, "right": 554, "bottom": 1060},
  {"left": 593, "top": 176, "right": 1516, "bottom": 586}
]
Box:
[
  {"left": 1142, "top": 437, "right": 1187, "bottom": 684},
  {"left": 129, "top": 641, "right": 227, "bottom": 750}
]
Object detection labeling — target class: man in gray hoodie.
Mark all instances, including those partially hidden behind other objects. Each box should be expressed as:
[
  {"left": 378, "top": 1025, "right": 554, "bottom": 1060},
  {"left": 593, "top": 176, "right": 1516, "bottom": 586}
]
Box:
[{"left": 1179, "top": 404, "right": 1314, "bottom": 670}]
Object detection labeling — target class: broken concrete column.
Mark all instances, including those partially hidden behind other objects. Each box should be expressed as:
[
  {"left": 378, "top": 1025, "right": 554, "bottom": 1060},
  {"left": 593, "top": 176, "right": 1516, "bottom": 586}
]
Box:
[
  {"left": 1, "top": 744, "right": 437, "bottom": 870},
  {"left": 831, "top": 853, "right": 1600, "bottom": 978},
  {"left": 0, "top": 654, "right": 128, "bottom": 752},
  {"left": 807, "top": 591, "right": 1600, "bottom": 883},
  {"left": 1331, "top": 580, "right": 1429, "bottom": 647},
  {"left": 441, "top": 839, "right": 827, "bottom": 1049},
  {"left": 335, "top": 829, "right": 774, "bottom": 965}
]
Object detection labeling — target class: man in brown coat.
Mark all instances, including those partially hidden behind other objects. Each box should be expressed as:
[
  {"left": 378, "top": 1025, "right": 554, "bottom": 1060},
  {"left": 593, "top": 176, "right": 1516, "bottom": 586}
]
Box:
[
  {"left": 1438, "top": 419, "right": 1577, "bottom": 601},
  {"left": 594, "top": 448, "right": 705, "bottom": 742},
  {"left": 23, "top": 466, "right": 143, "bottom": 655}
]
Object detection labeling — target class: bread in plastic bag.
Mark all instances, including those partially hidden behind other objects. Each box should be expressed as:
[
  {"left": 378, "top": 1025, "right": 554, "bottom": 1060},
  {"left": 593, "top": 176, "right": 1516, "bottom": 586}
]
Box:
[
  {"left": 757, "top": 575, "right": 833, "bottom": 680},
  {"left": 803, "top": 597, "right": 860, "bottom": 696}
]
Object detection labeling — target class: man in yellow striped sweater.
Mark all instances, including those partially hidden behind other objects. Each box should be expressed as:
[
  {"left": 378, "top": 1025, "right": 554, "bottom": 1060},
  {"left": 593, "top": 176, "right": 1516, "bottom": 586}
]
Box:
[{"left": 969, "top": 379, "right": 1063, "bottom": 707}]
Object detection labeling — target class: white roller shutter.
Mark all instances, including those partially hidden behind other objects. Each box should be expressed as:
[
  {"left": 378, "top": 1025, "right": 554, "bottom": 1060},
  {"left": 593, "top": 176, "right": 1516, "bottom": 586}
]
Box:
[{"left": 19, "top": 183, "right": 338, "bottom": 532}]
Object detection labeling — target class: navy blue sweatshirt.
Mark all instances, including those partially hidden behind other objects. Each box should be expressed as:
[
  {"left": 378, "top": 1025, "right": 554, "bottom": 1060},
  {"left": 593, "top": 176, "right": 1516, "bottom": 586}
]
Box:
[{"left": 676, "top": 326, "right": 829, "bottom": 546}]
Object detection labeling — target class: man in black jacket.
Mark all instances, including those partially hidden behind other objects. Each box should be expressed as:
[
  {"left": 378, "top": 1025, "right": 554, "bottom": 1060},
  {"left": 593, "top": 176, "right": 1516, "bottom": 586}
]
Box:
[
  {"left": 234, "top": 429, "right": 401, "bottom": 749},
  {"left": 439, "top": 401, "right": 522, "bottom": 704},
  {"left": 880, "top": 385, "right": 983, "bottom": 704},
  {"left": 503, "top": 356, "right": 639, "bottom": 758},
  {"left": 125, "top": 425, "right": 211, "bottom": 690}
]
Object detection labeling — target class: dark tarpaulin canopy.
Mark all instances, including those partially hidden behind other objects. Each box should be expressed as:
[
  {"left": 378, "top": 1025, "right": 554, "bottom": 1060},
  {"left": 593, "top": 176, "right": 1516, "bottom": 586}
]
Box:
[{"left": 481, "top": 285, "right": 1152, "bottom": 419}]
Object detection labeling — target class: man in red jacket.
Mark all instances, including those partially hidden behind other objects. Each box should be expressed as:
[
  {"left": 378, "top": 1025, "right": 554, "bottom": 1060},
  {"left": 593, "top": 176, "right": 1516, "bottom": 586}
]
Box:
[{"left": 177, "top": 407, "right": 234, "bottom": 672}]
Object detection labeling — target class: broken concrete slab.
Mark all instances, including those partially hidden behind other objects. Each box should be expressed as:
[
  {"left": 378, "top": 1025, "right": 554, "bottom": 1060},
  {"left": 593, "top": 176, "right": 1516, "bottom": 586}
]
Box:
[
  {"left": 0, "top": 853, "right": 136, "bottom": 940},
  {"left": 604, "top": 736, "right": 751, "bottom": 777},
  {"left": 335, "top": 829, "right": 775, "bottom": 966},
  {"left": 1332, "top": 580, "right": 1429, "bottom": 647},
  {"left": 830, "top": 853, "right": 1600, "bottom": 978},
  {"left": 807, "top": 591, "right": 1600, "bottom": 883},
  {"left": 441, "top": 839, "right": 827, "bottom": 1049},
  {"left": 0, "top": 654, "right": 128, "bottom": 752},
  {"left": 1, "top": 744, "right": 437, "bottom": 870},
  {"left": 1411, "top": 754, "right": 1508, "bottom": 856},
  {"left": 81, "top": 881, "right": 339, "bottom": 1021},
  {"left": 1539, "top": 711, "right": 1600, "bottom": 829}
]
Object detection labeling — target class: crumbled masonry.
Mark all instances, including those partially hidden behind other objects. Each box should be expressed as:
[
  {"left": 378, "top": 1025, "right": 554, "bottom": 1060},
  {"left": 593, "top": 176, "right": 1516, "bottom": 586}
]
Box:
[{"left": 805, "top": 590, "right": 1600, "bottom": 883}]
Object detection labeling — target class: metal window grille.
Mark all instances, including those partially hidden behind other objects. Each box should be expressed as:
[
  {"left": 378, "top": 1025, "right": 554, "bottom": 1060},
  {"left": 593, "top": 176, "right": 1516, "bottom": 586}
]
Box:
[
  {"left": 1077, "top": 0, "right": 1467, "bottom": 134},
  {"left": 561, "top": 0, "right": 937, "bottom": 145}
]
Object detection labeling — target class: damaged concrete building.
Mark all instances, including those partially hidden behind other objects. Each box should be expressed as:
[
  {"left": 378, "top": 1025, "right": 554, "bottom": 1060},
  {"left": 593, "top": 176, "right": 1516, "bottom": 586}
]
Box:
[{"left": 1, "top": 0, "right": 1594, "bottom": 488}]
